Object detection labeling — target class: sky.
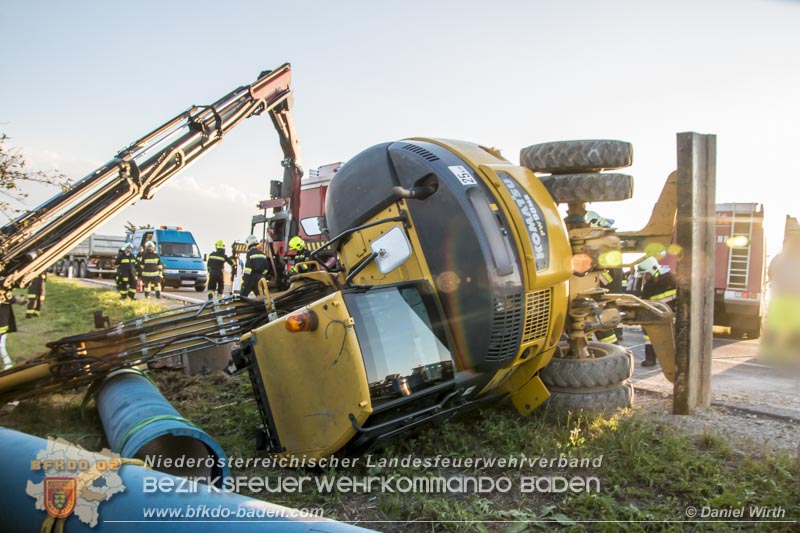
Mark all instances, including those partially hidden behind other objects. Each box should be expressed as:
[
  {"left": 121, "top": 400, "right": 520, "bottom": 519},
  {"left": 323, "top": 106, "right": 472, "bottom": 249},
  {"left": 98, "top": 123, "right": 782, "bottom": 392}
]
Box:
[{"left": 2, "top": 0, "right": 799, "bottom": 259}]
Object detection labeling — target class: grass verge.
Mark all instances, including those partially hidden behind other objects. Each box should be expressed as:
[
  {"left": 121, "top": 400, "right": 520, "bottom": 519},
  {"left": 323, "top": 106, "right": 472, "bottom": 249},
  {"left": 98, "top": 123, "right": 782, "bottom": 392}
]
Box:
[{"left": 6, "top": 277, "right": 170, "bottom": 362}]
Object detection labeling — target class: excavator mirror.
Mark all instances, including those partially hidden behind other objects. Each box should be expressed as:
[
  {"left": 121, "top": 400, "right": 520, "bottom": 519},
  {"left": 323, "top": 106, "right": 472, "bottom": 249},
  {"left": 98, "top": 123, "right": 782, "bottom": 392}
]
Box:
[
  {"left": 371, "top": 226, "right": 411, "bottom": 274},
  {"left": 300, "top": 216, "right": 327, "bottom": 237}
]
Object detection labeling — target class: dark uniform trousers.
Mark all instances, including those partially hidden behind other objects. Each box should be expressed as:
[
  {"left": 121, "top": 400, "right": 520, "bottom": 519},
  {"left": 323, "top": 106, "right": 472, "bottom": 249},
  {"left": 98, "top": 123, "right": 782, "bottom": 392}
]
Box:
[
  {"left": 26, "top": 273, "right": 46, "bottom": 317},
  {"left": 207, "top": 249, "right": 233, "bottom": 299},
  {"left": 115, "top": 252, "right": 137, "bottom": 299}
]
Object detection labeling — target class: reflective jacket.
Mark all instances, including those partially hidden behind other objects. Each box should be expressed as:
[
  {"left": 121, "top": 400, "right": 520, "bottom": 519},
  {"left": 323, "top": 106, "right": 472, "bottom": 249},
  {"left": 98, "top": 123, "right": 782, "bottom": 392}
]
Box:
[
  {"left": 642, "top": 271, "right": 677, "bottom": 307},
  {"left": 288, "top": 247, "right": 311, "bottom": 275},
  {"left": 207, "top": 249, "right": 234, "bottom": 274},
  {"left": 0, "top": 302, "right": 17, "bottom": 336},
  {"left": 138, "top": 251, "right": 163, "bottom": 279},
  {"left": 242, "top": 246, "right": 270, "bottom": 285},
  {"left": 115, "top": 251, "right": 137, "bottom": 278}
]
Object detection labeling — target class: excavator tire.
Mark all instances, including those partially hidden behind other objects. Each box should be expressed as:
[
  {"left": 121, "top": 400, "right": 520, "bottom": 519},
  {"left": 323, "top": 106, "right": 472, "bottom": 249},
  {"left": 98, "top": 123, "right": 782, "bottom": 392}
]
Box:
[
  {"left": 520, "top": 139, "right": 633, "bottom": 174},
  {"left": 540, "top": 342, "right": 634, "bottom": 389},
  {"left": 537, "top": 173, "right": 634, "bottom": 204},
  {"left": 545, "top": 381, "right": 634, "bottom": 413}
]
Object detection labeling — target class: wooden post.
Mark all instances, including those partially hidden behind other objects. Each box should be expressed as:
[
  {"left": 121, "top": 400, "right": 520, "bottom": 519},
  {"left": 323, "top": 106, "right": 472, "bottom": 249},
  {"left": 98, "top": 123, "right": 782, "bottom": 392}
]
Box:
[{"left": 673, "top": 132, "right": 716, "bottom": 414}]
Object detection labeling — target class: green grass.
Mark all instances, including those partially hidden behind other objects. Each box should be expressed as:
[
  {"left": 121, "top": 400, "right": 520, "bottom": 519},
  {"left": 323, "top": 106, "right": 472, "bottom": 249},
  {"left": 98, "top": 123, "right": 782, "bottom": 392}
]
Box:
[
  {"left": 7, "top": 277, "right": 170, "bottom": 362},
  {"left": 2, "top": 277, "right": 173, "bottom": 447},
  {"left": 1, "top": 279, "right": 797, "bottom": 531}
]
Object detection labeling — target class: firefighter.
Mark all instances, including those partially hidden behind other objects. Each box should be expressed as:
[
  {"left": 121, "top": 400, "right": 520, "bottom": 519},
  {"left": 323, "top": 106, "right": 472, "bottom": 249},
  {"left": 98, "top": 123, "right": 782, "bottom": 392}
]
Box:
[
  {"left": 231, "top": 252, "right": 244, "bottom": 295},
  {"left": 595, "top": 268, "right": 625, "bottom": 344},
  {"left": 638, "top": 256, "right": 677, "bottom": 367},
  {"left": 1, "top": 295, "right": 27, "bottom": 369},
  {"left": 287, "top": 236, "right": 312, "bottom": 276},
  {"left": 207, "top": 240, "right": 235, "bottom": 300},
  {"left": 586, "top": 210, "right": 612, "bottom": 228},
  {"left": 139, "top": 240, "right": 164, "bottom": 298},
  {"left": 25, "top": 272, "right": 46, "bottom": 318},
  {"left": 136, "top": 245, "right": 145, "bottom": 293},
  {"left": 115, "top": 243, "right": 138, "bottom": 300},
  {"left": 240, "top": 235, "right": 270, "bottom": 297},
  {"left": 587, "top": 211, "right": 624, "bottom": 344}
]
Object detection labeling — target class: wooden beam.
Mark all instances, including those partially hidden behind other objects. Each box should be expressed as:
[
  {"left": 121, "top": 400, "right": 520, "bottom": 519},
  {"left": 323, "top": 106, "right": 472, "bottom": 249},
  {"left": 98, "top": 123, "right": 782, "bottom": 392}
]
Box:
[{"left": 673, "top": 132, "right": 716, "bottom": 414}]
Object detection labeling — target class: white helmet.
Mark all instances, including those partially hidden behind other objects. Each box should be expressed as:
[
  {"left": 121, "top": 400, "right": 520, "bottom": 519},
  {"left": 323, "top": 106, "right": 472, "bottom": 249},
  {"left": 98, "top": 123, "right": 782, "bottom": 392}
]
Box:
[
  {"left": 586, "top": 210, "right": 614, "bottom": 228},
  {"left": 637, "top": 256, "right": 662, "bottom": 276},
  {"left": 145, "top": 240, "right": 156, "bottom": 250},
  {"left": 245, "top": 235, "right": 259, "bottom": 247}
]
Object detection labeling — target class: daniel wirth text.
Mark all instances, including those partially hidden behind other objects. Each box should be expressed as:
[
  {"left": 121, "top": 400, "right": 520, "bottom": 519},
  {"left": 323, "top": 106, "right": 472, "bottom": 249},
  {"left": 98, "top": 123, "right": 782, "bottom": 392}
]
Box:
[{"left": 699, "top": 506, "right": 786, "bottom": 519}]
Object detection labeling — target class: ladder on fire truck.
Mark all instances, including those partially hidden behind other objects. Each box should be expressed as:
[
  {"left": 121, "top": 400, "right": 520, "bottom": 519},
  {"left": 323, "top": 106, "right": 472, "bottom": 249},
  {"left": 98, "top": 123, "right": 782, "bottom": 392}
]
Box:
[{"left": 725, "top": 203, "right": 755, "bottom": 291}]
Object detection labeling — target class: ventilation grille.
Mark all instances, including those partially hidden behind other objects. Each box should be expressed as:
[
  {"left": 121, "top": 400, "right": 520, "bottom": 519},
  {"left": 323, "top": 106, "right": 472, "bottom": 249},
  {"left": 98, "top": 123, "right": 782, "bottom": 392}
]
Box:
[
  {"left": 486, "top": 294, "right": 524, "bottom": 363},
  {"left": 522, "top": 289, "right": 551, "bottom": 344},
  {"left": 402, "top": 144, "right": 440, "bottom": 162}
]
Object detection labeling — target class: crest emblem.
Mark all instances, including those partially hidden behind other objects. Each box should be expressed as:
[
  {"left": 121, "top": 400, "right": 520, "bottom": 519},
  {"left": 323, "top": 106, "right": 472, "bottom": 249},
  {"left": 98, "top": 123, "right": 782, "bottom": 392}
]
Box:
[{"left": 44, "top": 477, "right": 77, "bottom": 519}]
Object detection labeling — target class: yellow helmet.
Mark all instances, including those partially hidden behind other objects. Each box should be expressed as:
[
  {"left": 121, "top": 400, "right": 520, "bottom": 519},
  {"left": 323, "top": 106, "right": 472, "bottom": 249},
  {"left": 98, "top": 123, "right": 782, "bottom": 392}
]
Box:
[
  {"left": 215, "top": 240, "right": 225, "bottom": 249},
  {"left": 289, "top": 236, "right": 306, "bottom": 252}
]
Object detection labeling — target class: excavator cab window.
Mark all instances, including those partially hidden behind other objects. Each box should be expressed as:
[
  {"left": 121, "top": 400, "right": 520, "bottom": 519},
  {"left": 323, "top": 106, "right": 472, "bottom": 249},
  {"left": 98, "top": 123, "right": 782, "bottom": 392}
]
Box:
[{"left": 344, "top": 282, "right": 455, "bottom": 406}]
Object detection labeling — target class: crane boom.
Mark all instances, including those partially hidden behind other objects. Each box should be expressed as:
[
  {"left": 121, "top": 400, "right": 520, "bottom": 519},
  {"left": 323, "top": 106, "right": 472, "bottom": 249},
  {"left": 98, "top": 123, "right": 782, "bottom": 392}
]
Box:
[{"left": 0, "top": 63, "right": 302, "bottom": 299}]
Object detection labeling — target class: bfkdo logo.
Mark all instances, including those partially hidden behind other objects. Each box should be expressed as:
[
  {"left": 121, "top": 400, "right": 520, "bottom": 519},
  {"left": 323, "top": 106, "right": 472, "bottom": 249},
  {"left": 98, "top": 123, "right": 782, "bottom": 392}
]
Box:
[
  {"left": 44, "top": 477, "right": 77, "bottom": 518},
  {"left": 27, "top": 437, "right": 126, "bottom": 528}
]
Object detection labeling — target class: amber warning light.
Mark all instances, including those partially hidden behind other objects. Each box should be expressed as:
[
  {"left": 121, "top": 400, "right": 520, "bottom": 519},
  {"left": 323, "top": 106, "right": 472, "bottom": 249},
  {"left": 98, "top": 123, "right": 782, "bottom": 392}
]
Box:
[{"left": 285, "top": 309, "right": 319, "bottom": 333}]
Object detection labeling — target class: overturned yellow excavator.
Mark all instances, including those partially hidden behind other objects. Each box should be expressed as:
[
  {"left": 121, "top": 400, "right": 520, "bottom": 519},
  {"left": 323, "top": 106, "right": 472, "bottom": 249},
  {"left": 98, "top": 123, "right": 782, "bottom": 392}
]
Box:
[
  {"left": 234, "top": 137, "right": 678, "bottom": 457},
  {"left": 0, "top": 66, "right": 678, "bottom": 459}
]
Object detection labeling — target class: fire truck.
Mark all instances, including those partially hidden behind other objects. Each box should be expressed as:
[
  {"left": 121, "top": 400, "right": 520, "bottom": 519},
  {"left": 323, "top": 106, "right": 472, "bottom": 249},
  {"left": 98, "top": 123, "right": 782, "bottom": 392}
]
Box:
[{"left": 713, "top": 203, "right": 767, "bottom": 339}]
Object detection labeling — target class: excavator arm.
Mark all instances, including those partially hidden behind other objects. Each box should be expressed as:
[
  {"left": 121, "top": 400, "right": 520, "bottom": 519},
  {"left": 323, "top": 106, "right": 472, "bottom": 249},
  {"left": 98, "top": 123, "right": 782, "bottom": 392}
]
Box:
[{"left": 0, "top": 63, "right": 302, "bottom": 299}]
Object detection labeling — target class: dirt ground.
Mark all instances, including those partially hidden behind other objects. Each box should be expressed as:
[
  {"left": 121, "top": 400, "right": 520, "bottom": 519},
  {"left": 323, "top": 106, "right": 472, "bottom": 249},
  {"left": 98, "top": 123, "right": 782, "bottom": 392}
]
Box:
[{"left": 633, "top": 387, "right": 799, "bottom": 453}]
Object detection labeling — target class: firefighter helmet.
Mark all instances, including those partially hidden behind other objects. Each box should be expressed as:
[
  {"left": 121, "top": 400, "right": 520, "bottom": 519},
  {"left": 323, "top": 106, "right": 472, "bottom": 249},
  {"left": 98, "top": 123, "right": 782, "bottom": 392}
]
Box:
[
  {"left": 123, "top": 242, "right": 133, "bottom": 251},
  {"left": 145, "top": 240, "right": 156, "bottom": 251},
  {"left": 245, "top": 235, "right": 259, "bottom": 247},
  {"left": 637, "top": 256, "right": 661, "bottom": 276},
  {"left": 215, "top": 240, "right": 225, "bottom": 249},
  {"left": 289, "top": 236, "right": 305, "bottom": 252},
  {"left": 586, "top": 210, "right": 614, "bottom": 228}
]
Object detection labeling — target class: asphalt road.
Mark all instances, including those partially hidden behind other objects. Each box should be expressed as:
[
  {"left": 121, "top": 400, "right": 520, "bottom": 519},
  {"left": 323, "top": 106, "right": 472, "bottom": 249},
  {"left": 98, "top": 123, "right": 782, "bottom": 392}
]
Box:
[
  {"left": 79, "top": 277, "right": 219, "bottom": 304},
  {"left": 622, "top": 326, "right": 799, "bottom": 420},
  {"left": 159, "top": 285, "right": 214, "bottom": 303}
]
